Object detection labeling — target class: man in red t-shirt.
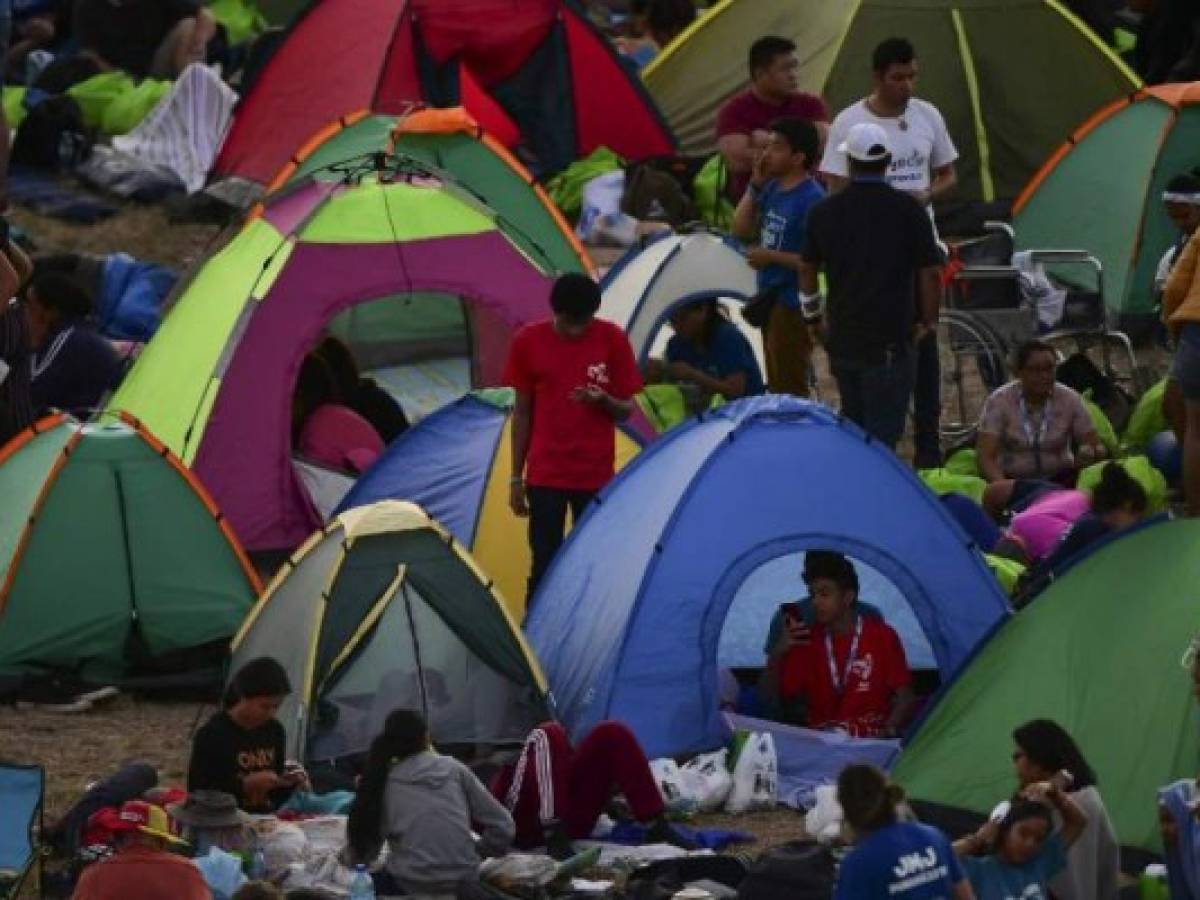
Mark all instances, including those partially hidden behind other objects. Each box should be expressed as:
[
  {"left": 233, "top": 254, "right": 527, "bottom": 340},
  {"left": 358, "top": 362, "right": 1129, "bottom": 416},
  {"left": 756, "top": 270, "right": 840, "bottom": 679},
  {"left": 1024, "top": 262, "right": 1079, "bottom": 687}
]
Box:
[
  {"left": 764, "top": 551, "right": 915, "bottom": 738},
  {"left": 716, "top": 35, "right": 829, "bottom": 201},
  {"left": 504, "top": 273, "right": 642, "bottom": 606}
]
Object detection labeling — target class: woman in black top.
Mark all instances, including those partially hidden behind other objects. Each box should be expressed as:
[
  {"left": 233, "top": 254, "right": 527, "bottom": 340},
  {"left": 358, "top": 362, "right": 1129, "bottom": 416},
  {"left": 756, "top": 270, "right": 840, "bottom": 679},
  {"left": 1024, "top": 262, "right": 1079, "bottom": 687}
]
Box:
[{"left": 188, "top": 657, "right": 307, "bottom": 812}]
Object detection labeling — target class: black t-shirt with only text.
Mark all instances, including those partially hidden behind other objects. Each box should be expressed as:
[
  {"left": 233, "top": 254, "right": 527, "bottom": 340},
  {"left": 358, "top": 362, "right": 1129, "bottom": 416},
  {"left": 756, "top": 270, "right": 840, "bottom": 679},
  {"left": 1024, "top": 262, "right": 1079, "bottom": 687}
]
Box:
[
  {"left": 801, "top": 179, "right": 941, "bottom": 362},
  {"left": 187, "top": 711, "right": 287, "bottom": 812}
]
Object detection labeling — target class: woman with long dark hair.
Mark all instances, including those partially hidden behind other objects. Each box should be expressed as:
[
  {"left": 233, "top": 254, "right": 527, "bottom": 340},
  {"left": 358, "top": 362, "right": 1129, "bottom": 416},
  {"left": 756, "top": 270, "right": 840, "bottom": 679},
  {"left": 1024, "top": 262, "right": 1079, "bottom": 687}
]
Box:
[
  {"left": 833, "top": 764, "right": 974, "bottom": 899},
  {"left": 346, "top": 709, "right": 513, "bottom": 897},
  {"left": 188, "top": 657, "right": 306, "bottom": 812},
  {"left": 1010, "top": 719, "right": 1118, "bottom": 899}
]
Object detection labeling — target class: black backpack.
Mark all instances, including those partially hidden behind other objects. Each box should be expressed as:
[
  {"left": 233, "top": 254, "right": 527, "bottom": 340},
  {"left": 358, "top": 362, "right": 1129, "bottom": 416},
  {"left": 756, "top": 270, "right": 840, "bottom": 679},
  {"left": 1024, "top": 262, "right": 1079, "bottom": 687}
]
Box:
[
  {"left": 737, "top": 841, "right": 837, "bottom": 900},
  {"left": 621, "top": 155, "right": 705, "bottom": 228},
  {"left": 12, "top": 95, "right": 93, "bottom": 170}
]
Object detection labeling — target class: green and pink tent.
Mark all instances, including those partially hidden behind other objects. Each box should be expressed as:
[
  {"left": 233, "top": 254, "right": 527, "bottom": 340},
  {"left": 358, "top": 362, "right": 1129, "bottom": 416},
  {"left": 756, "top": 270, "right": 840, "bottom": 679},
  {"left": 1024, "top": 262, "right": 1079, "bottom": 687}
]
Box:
[{"left": 108, "top": 160, "right": 558, "bottom": 551}]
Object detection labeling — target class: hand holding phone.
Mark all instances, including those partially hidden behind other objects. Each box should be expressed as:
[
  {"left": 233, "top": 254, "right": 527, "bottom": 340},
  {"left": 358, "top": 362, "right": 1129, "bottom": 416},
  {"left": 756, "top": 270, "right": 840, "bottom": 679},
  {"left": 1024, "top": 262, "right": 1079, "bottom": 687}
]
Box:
[{"left": 781, "top": 603, "right": 811, "bottom": 647}]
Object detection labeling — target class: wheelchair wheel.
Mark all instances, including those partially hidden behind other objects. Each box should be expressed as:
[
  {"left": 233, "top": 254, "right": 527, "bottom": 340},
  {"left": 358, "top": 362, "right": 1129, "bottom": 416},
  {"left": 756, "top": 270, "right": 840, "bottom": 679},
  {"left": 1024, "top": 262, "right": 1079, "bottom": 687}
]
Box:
[{"left": 938, "top": 309, "right": 1008, "bottom": 444}]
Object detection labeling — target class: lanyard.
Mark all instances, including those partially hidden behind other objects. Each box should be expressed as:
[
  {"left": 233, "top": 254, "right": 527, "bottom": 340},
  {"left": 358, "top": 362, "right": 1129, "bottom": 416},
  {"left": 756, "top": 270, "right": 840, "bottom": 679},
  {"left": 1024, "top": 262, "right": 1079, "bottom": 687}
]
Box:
[
  {"left": 825, "top": 615, "right": 864, "bottom": 695},
  {"left": 1018, "top": 393, "right": 1052, "bottom": 477}
]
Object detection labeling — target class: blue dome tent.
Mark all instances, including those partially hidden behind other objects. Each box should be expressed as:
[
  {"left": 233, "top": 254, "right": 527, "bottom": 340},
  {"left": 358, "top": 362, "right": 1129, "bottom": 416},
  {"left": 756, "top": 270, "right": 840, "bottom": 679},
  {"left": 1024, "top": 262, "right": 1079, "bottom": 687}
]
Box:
[{"left": 526, "top": 395, "right": 1011, "bottom": 768}]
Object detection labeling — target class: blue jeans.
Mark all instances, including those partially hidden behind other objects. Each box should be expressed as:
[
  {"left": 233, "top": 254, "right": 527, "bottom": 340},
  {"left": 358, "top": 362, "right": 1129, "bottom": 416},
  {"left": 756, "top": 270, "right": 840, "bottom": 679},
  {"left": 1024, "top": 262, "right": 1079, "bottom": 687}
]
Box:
[
  {"left": 832, "top": 346, "right": 917, "bottom": 450},
  {"left": 1171, "top": 322, "right": 1200, "bottom": 402}
]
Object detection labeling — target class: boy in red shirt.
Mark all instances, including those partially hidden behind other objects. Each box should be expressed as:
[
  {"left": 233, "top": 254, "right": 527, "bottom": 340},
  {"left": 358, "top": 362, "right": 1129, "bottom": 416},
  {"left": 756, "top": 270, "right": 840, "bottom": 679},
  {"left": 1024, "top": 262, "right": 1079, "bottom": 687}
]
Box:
[
  {"left": 504, "top": 273, "right": 642, "bottom": 605},
  {"left": 765, "top": 551, "right": 915, "bottom": 738}
]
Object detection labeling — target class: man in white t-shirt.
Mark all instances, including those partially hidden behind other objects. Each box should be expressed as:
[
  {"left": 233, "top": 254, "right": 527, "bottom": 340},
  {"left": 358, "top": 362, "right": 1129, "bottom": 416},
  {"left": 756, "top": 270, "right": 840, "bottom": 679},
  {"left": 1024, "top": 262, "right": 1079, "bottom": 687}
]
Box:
[{"left": 820, "top": 37, "right": 958, "bottom": 469}]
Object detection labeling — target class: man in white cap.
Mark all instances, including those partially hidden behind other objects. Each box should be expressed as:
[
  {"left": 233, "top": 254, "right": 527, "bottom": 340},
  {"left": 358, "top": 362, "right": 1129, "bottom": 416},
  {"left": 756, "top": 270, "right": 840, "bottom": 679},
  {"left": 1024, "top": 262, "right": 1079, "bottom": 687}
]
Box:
[
  {"left": 799, "top": 122, "right": 942, "bottom": 452},
  {"left": 820, "top": 37, "right": 957, "bottom": 467}
]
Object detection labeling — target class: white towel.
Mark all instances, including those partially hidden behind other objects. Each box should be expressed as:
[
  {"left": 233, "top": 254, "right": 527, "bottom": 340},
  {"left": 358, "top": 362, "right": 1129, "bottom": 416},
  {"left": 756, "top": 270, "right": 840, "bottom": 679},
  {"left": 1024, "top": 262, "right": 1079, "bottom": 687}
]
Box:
[{"left": 113, "top": 63, "right": 237, "bottom": 193}]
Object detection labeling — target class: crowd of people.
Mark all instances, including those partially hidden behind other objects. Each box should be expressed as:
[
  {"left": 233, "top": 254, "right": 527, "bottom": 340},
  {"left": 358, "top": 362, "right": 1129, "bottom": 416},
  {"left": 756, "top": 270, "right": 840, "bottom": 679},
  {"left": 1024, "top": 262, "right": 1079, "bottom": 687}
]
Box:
[{"left": 0, "top": 2, "right": 1196, "bottom": 899}]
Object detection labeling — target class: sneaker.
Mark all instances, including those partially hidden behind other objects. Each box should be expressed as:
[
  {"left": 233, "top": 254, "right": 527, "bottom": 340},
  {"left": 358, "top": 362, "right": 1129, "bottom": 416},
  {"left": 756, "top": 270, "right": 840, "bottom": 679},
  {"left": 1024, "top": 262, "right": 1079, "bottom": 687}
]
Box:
[{"left": 543, "top": 820, "right": 576, "bottom": 862}]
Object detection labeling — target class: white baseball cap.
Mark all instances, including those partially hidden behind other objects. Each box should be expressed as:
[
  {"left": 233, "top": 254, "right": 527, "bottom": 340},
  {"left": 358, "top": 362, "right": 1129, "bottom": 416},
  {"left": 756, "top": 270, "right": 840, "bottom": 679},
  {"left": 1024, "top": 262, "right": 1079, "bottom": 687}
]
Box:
[{"left": 838, "top": 122, "right": 891, "bottom": 163}]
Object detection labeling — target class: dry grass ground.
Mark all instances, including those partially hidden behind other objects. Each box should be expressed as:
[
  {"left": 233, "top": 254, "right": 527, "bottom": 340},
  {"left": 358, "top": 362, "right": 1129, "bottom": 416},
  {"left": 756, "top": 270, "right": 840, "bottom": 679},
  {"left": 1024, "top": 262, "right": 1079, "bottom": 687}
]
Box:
[
  {"left": 8, "top": 203, "right": 223, "bottom": 267},
  {"left": 0, "top": 696, "right": 804, "bottom": 847}
]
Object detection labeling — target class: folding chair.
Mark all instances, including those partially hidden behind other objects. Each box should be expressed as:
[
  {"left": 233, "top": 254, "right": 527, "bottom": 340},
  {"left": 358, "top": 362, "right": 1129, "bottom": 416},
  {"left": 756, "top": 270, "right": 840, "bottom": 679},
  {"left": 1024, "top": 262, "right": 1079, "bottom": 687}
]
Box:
[{"left": 0, "top": 762, "right": 44, "bottom": 899}]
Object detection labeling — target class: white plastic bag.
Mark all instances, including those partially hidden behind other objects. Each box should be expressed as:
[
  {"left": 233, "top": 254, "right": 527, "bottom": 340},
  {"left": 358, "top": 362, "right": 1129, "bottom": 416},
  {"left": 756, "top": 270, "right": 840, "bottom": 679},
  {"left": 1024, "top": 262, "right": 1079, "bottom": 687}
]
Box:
[
  {"left": 649, "top": 758, "right": 694, "bottom": 805},
  {"left": 804, "top": 783, "right": 843, "bottom": 844},
  {"left": 724, "top": 731, "right": 777, "bottom": 814},
  {"left": 257, "top": 821, "right": 307, "bottom": 877},
  {"left": 1013, "top": 250, "right": 1067, "bottom": 328},
  {"left": 576, "top": 171, "right": 625, "bottom": 241},
  {"left": 681, "top": 750, "right": 733, "bottom": 812}
]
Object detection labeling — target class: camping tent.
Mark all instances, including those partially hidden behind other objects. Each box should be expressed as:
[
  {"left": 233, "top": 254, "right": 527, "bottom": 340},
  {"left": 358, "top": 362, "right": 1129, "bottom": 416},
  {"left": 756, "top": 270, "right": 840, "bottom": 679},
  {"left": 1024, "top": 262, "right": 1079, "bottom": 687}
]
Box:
[
  {"left": 599, "top": 231, "right": 762, "bottom": 370},
  {"left": 108, "top": 161, "right": 556, "bottom": 551},
  {"left": 213, "top": 0, "right": 675, "bottom": 186},
  {"left": 1013, "top": 82, "right": 1200, "bottom": 323},
  {"left": 526, "top": 395, "right": 1010, "bottom": 759},
  {"left": 265, "top": 107, "right": 590, "bottom": 275},
  {"left": 0, "top": 415, "right": 260, "bottom": 683},
  {"left": 642, "top": 0, "right": 1140, "bottom": 202},
  {"left": 892, "top": 517, "right": 1200, "bottom": 853},
  {"left": 229, "top": 500, "right": 551, "bottom": 762},
  {"left": 334, "top": 390, "right": 641, "bottom": 619}
]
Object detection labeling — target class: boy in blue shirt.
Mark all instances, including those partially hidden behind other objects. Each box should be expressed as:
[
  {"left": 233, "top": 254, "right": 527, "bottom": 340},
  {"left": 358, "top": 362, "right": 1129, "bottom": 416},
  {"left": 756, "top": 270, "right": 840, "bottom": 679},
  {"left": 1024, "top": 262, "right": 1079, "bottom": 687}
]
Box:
[{"left": 732, "top": 116, "right": 825, "bottom": 397}]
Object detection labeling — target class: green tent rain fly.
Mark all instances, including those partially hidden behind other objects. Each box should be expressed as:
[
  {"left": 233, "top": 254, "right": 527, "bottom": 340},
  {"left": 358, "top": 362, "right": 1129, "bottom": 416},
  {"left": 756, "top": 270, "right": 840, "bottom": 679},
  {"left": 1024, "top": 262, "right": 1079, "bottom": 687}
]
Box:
[{"left": 643, "top": 0, "right": 1139, "bottom": 202}]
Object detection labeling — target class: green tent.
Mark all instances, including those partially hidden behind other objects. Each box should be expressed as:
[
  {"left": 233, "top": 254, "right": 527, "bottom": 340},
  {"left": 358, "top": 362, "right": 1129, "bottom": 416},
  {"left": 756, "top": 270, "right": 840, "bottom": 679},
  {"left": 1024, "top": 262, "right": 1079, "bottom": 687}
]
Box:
[
  {"left": 229, "top": 500, "right": 551, "bottom": 762},
  {"left": 266, "top": 106, "right": 590, "bottom": 276},
  {"left": 1013, "top": 83, "right": 1200, "bottom": 321},
  {"left": 642, "top": 0, "right": 1139, "bottom": 202},
  {"left": 893, "top": 518, "right": 1200, "bottom": 852},
  {"left": 0, "top": 415, "right": 260, "bottom": 682}
]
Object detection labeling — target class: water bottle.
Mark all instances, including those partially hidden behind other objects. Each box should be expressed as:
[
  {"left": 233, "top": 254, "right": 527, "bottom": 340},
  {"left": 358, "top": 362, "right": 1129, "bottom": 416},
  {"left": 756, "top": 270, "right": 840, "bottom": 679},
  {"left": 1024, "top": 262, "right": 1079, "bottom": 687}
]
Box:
[
  {"left": 349, "top": 864, "right": 376, "bottom": 900},
  {"left": 244, "top": 844, "right": 264, "bottom": 883},
  {"left": 248, "top": 846, "right": 267, "bottom": 881}
]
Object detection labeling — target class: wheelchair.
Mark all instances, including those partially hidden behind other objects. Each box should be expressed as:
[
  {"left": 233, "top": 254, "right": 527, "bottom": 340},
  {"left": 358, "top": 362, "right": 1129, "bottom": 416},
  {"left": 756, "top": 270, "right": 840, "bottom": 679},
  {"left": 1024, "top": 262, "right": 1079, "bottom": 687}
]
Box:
[{"left": 937, "top": 222, "right": 1139, "bottom": 443}]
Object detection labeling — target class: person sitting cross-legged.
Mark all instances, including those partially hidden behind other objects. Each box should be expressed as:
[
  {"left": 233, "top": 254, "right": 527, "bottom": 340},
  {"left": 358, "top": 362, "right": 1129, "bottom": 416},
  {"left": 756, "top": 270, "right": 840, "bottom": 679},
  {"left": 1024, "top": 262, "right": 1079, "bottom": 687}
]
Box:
[{"left": 761, "top": 550, "right": 915, "bottom": 738}]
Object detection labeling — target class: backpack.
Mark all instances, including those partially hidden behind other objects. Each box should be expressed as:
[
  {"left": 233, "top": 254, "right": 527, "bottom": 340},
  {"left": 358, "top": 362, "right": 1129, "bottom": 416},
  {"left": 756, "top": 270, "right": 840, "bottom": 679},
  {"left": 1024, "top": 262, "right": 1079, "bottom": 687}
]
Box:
[
  {"left": 737, "top": 841, "right": 837, "bottom": 900},
  {"left": 627, "top": 856, "right": 750, "bottom": 900},
  {"left": 622, "top": 155, "right": 703, "bottom": 228},
  {"left": 11, "top": 95, "right": 93, "bottom": 170}
]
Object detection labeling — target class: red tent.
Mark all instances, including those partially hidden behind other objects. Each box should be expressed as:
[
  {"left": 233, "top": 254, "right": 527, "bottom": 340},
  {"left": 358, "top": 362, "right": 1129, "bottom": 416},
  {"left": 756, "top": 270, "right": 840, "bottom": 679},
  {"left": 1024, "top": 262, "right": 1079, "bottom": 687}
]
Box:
[{"left": 214, "top": 0, "right": 676, "bottom": 185}]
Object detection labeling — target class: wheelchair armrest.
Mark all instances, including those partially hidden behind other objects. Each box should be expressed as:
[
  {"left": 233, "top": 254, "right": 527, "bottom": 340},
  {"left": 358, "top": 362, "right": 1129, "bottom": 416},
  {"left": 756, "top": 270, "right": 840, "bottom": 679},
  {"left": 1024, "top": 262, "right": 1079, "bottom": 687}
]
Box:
[
  {"left": 982, "top": 221, "right": 1015, "bottom": 241},
  {"left": 1027, "top": 250, "right": 1102, "bottom": 273},
  {"left": 952, "top": 265, "right": 1020, "bottom": 282}
]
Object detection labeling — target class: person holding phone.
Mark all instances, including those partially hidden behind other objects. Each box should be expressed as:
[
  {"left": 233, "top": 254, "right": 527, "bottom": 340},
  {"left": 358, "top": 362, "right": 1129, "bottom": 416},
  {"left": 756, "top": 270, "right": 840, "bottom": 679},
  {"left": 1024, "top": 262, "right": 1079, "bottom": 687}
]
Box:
[
  {"left": 760, "top": 551, "right": 913, "bottom": 737},
  {"left": 188, "top": 657, "right": 309, "bottom": 812}
]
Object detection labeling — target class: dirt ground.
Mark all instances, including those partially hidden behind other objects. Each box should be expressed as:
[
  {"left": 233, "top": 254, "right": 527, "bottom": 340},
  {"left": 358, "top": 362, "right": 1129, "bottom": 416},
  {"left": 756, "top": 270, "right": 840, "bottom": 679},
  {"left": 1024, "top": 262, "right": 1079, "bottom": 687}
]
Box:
[{"left": 0, "top": 694, "right": 804, "bottom": 852}]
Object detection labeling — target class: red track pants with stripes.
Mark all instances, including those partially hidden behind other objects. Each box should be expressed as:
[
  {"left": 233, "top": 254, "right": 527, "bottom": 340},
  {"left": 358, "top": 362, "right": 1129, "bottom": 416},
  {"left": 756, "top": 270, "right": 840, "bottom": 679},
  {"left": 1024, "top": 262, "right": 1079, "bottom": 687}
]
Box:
[{"left": 491, "top": 720, "right": 665, "bottom": 848}]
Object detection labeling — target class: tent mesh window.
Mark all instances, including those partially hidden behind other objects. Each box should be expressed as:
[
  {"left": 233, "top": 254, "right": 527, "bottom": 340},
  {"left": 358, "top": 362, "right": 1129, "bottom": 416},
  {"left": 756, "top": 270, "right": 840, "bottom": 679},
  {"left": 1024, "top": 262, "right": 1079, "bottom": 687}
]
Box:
[{"left": 310, "top": 575, "right": 543, "bottom": 761}]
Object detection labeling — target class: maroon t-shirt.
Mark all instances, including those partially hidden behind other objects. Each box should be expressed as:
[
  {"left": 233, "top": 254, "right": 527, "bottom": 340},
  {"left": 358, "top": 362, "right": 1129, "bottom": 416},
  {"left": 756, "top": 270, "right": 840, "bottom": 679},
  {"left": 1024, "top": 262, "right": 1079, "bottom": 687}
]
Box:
[{"left": 715, "top": 90, "right": 829, "bottom": 198}]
